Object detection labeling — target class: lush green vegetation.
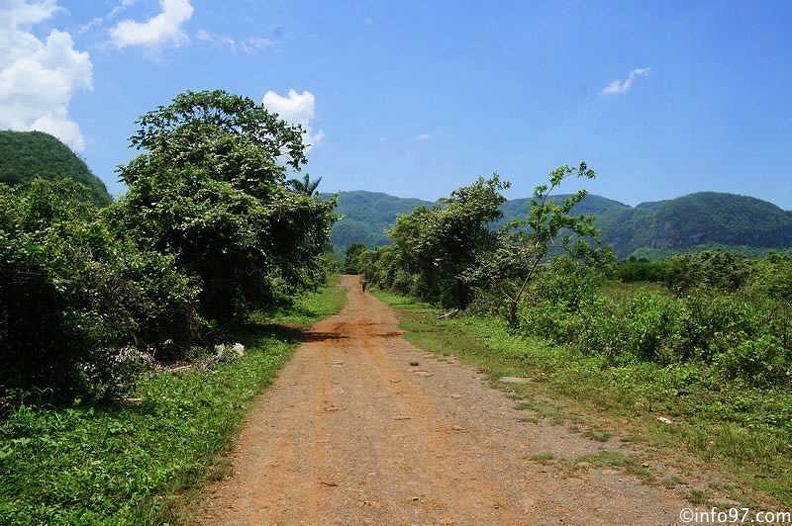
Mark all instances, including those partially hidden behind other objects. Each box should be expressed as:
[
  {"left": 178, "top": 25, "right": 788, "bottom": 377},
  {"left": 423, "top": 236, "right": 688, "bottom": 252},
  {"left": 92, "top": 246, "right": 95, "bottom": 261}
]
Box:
[
  {"left": 0, "top": 283, "right": 346, "bottom": 525},
  {"left": 1, "top": 89, "right": 335, "bottom": 399},
  {"left": 0, "top": 131, "right": 111, "bottom": 206},
  {"left": 328, "top": 190, "right": 792, "bottom": 257},
  {"left": 374, "top": 289, "right": 791, "bottom": 506},
  {"left": 0, "top": 178, "right": 199, "bottom": 396},
  {"left": 359, "top": 164, "right": 600, "bottom": 312},
  {"left": 0, "top": 90, "right": 342, "bottom": 523},
  {"left": 627, "top": 243, "right": 792, "bottom": 261},
  {"left": 359, "top": 169, "right": 792, "bottom": 390}
]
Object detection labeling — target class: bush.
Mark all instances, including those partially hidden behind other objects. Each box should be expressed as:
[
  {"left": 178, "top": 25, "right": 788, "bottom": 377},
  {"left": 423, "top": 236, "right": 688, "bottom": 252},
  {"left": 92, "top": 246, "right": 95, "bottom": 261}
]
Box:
[
  {"left": 665, "top": 291, "right": 759, "bottom": 363},
  {"left": 514, "top": 262, "right": 791, "bottom": 381},
  {"left": 614, "top": 258, "right": 670, "bottom": 283},
  {"left": 564, "top": 292, "right": 679, "bottom": 365},
  {"left": 714, "top": 335, "right": 791, "bottom": 387},
  {"left": 531, "top": 257, "right": 601, "bottom": 313},
  {"left": 0, "top": 179, "right": 200, "bottom": 397},
  {"left": 665, "top": 250, "right": 753, "bottom": 294},
  {"left": 749, "top": 252, "right": 792, "bottom": 302}
]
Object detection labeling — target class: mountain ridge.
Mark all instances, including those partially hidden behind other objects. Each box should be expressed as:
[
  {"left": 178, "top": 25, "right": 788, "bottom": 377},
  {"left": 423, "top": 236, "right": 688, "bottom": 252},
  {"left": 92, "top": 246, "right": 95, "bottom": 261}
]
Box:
[{"left": 326, "top": 189, "right": 792, "bottom": 258}]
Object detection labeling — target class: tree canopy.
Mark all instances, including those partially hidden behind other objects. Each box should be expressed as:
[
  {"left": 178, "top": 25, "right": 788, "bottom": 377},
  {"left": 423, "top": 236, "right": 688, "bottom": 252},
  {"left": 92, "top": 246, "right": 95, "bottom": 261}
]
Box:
[
  {"left": 114, "top": 90, "right": 335, "bottom": 321},
  {"left": 1, "top": 89, "right": 337, "bottom": 397}
]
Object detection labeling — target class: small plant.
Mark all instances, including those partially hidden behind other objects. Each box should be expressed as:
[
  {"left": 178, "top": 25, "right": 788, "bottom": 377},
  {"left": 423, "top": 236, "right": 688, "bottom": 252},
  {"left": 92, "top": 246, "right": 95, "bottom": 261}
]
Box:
[{"left": 583, "top": 429, "right": 613, "bottom": 442}]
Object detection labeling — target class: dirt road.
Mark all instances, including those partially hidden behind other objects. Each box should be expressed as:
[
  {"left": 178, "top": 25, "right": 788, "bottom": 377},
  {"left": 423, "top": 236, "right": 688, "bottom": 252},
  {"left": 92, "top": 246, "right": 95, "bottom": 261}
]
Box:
[{"left": 199, "top": 276, "right": 687, "bottom": 525}]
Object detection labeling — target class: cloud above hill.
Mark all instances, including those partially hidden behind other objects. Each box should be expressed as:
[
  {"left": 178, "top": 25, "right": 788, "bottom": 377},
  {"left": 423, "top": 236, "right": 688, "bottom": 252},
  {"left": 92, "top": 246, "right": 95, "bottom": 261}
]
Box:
[{"left": 0, "top": 0, "right": 93, "bottom": 151}]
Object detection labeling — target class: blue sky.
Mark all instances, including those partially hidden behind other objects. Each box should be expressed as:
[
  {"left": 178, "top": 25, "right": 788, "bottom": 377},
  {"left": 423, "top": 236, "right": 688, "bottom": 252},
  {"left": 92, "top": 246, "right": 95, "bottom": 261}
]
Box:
[{"left": 3, "top": 0, "right": 792, "bottom": 208}]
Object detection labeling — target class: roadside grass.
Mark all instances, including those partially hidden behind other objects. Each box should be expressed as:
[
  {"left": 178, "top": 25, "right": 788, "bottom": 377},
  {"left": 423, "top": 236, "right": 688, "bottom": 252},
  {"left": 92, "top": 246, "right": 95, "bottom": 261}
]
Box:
[
  {"left": 372, "top": 288, "right": 792, "bottom": 508},
  {"left": 0, "top": 279, "right": 347, "bottom": 525}
]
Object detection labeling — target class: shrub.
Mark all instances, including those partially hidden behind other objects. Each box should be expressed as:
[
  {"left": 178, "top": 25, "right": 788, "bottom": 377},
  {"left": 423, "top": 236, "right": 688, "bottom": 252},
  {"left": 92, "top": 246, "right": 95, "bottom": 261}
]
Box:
[
  {"left": 749, "top": 252, "right": 792, "bottom": 302},
  {"left": 665, "top": 250, "right": 753, "bottom": 294},
  {"left": 623, "top": 292, "right": 679, "bottom": 363},
  {"left": 531, "top": 257, "right": 601, "bottom": 313},
  {"left": 0, "top": 179, "right": 200, "bottom": 397},
  {"left": 614, "top": 258, "right": 670, "bottom": 283},
  {"left": 714, "top": 335, "right": 791, "bottom": 387}
]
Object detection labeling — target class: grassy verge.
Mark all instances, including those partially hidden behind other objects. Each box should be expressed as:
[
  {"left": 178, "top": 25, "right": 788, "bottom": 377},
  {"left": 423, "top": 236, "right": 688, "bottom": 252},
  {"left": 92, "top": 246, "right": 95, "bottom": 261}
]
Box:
[
  {"left": 0, "top": 279, "right": 347, "bottom": 525},
  {"left": 372, "top": 288, "right": 792, "bottom": 508}
]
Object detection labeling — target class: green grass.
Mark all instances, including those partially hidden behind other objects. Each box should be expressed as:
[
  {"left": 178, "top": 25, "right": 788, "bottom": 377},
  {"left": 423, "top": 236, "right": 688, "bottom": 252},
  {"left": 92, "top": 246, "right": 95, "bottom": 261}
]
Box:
[
  {"left": 372, "top": 288, "right": 792, "bottom": 507},
  {"left": 0, "top": 279, "right": 347, "bottom": 525}
]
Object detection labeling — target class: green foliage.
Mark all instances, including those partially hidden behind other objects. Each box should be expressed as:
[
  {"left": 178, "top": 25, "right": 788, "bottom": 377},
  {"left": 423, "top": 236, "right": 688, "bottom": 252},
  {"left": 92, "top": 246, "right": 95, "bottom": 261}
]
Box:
[
  {"left": 0, "top": 282, "right": 344, "bottom": 524},
  {"left": 1, "top": 89, "right": 337, "bottom": 396},
  {"left": 665, "top": 250, "right": 754, "bottom": 294},
  {"left": 0, "top": 179, "right": 200, "bottom": 397},
  {"left": 380, "top": 175, "right": 509, "bottom": 307},
  {"left": 613, "top": 257, "right": 670, "bottom": 283},
  {"left": 749, "top": 252, "right": 792, "bottom": 301},
  {"left": 509, "top": 254, "right": 792, "bottom": 388},
  {"left": 0, "top": 130, "right": 111, "bottom": 206},
  {"left": 466, "top": 162, "right": 600, "bottom": 326},
  {"left": 115, "top": 90, "right": 336, "bottom": 322},
  {"left": 361, "top": 163, "right": 605, "bottom": 321},
  {"left": 714, "top": 335, "right": 791, "bottom": 387}
]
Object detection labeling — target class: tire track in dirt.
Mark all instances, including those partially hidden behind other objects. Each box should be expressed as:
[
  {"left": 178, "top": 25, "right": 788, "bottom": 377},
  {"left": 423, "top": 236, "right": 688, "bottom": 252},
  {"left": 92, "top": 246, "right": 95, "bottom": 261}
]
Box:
[{"left": 198, "top": 275, "right": 688, "bottom": 525}]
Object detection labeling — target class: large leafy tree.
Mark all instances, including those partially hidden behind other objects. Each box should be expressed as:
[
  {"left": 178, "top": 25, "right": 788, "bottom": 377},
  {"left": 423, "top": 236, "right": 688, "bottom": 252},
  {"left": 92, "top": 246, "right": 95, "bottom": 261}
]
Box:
[
  {"left": 388, "top": 175, "right": 509, "bottom": 307},
  {"left": 464, "top": 162, "right": 600, "bottom": 326},
  {"left": 113, "top": 90, "right": 335, "bottom": 321}
]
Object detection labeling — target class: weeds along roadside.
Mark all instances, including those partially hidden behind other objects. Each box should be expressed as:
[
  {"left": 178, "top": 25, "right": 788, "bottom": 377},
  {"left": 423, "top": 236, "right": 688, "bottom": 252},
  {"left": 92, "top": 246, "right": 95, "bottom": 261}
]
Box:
[
  {"left": 0, "top": 279, "right": 346, "bottom": 525},
  {"left": 371, "top": 287, "right": 792, "bottom": 509}
]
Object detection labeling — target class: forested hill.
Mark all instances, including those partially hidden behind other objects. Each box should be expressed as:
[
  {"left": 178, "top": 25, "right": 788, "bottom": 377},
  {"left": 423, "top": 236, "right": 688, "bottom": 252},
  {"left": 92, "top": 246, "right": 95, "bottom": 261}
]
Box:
[
  {"left": 598, "top": 192, "right": 792, "bottom": 256},
  {"left": 323, "top": 191, "right": 432, "bottom": 249},
  {"left": 327, "top": 190, "right": 792, "bottom": 257},
  {"left": 0, "top": 130, "right": 111, "bottom": 206}
]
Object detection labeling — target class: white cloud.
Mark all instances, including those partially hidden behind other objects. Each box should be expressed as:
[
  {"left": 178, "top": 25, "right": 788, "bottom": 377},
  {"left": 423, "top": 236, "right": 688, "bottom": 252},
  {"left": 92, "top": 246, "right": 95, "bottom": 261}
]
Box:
[
  {"left": 602, "top": 67, "right": 650, "bottom": 95},
  {"left": 262, "top": 89, "right": 324, "bottom": 148},
  {"left": 1, "top": 0, "right": 59, "bottom": 29},
  {"left": 79, "top": 0, "right": 136, "bottom": 34},
  {"left": 416, "top": 133, "right": 431, "bottom": 141},
  {"left": 196, "top": 29, "right": 273, "bottom": 54},
  {"left": 0, "top": 1, "right": 92, "bottom": 151},
  {"left": 109, "top": 0, "right": 194, "bottom": 48}
]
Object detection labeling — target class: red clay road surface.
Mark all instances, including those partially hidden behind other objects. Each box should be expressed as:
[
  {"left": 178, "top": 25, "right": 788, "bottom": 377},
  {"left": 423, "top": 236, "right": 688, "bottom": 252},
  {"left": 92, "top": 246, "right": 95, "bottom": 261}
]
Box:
[{"left": 198, "top": 275, "right": 688, "bottom": 525}]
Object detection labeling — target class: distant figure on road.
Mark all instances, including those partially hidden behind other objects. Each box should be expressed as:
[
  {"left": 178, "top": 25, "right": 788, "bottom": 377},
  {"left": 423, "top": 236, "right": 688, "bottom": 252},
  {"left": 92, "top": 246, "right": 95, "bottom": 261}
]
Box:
[{"left": 361, "top": 279, "right": 368, "bottom": 292}]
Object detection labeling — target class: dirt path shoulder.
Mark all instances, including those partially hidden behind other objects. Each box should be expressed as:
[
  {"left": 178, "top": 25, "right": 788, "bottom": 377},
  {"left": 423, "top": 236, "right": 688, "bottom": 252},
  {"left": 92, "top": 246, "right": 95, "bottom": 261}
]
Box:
[{"left": 198, "top": 275, "right": 688, "bottom": 525}]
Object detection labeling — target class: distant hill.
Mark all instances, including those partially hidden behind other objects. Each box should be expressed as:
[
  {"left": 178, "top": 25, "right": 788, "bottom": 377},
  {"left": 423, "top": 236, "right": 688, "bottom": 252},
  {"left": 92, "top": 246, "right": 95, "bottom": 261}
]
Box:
[
  {"left": 0, "top": 130, "right": 111, "bottom": 206},
  {"left": 598, "top": 192, "right": 792, "bottom": 256},
  {"left": 496, "top": 194, "right": 630, "bottom": 229},
  {"left": 327, "top": 190, "right": 792, "bottom": 258},
  {"left": 323, "top": 191, "right": 432, "bottom": 251}
]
